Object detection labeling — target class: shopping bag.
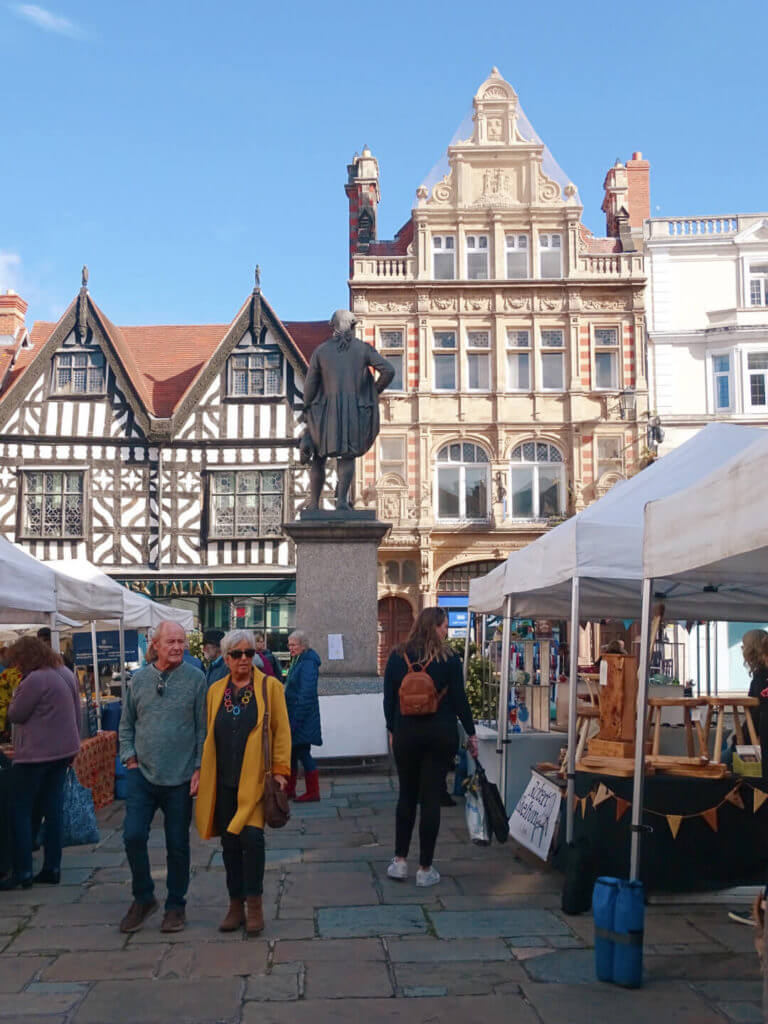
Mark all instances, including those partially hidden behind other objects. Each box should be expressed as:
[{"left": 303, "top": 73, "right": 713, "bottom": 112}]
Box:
[
  {"left": 463, "top": 770, "right": 490, "bottom": 845},
  {"left": 475, "top": 758, "right": 509, "bottom": 843},
  {"left": 60, "top": 767, "right": 100, "bottom": 846}
]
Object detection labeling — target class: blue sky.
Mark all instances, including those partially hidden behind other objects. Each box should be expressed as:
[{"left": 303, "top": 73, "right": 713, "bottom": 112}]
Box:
[{"left": 2, "top": 0, "right": 766, "bottom": 327}]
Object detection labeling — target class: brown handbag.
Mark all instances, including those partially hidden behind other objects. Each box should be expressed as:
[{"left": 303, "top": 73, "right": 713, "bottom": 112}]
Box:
[{"left": 261, "top": 674, "right": 290, "bottom": 829}]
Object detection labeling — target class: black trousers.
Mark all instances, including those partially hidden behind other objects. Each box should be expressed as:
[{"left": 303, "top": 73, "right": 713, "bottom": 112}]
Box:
[
  {"left": 392, "top": 718, "right": 458, "bottom": 868},
  {"left": 214, "top": 784, "right": 265, "bottom": 899}
]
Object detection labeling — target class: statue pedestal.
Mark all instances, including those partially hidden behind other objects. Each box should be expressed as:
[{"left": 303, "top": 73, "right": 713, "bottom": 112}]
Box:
[{"left": 284, "top": 513, "right": 392, "bottom": 758}]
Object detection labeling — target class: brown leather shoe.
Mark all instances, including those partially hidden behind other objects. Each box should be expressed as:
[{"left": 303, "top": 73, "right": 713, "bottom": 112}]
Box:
[
  {"left": 245, "top": 895, "right": 264, "bottom": 936},
  {"left": 160, "top": 907, "right": 186, "bottom": 933},
  {"left": 119, "top": 898, "right": 158, "bottom": 933},
  {"left": 219, "top": 898, "right": 245, "bottom": 932}
]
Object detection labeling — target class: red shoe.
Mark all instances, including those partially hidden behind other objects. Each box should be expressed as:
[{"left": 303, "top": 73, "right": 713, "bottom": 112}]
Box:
[
  {"left": 295, "top": 769, "right": 320, "bottom": 803},
  {"left": 286, "top": 772, "right": 297, "bottom": 800}
]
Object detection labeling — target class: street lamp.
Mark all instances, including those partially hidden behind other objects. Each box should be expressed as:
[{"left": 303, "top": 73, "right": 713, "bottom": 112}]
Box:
[{"left": 618, "top": 386, "right": 637, "bottom": 420}]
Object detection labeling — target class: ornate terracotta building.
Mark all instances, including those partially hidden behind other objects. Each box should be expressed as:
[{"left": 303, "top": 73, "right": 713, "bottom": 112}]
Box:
[{"left": 344, "top": 69, "right": 650, "bottom": 662}]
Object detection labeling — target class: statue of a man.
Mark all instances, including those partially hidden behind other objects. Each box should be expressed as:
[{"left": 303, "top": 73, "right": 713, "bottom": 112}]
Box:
[{"left": 301, "top": 309, "right": 395, "bottom": 512}]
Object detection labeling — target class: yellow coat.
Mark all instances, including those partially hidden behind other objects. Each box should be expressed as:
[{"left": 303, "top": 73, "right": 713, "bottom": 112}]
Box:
[{"left": 195, "top": 668, "right": 292, "bottom": 837}]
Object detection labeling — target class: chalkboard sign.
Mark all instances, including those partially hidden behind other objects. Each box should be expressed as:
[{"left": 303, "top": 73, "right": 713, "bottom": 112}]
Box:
[{"left": 508, "top": 771, "right": 562, "bottom": 861}]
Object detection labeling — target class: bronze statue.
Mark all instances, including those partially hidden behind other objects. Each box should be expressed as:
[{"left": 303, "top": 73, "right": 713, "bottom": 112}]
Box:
[{"left": 301, "top": 309, "right": 395, "bottom": 512}]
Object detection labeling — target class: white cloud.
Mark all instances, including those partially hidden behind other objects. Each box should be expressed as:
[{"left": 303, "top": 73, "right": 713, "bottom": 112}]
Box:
[
  {"left": 0, "top": 251, "right": 22, "bottom": 293},
  {"left": 12, "top": 4, "right": 88, "bottom": 39}
]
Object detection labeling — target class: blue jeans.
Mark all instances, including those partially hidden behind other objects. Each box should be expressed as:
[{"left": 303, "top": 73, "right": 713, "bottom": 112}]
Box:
[
  {"left": 10, "top": 759, "right": 69, "bottom": 880},
  {"left": 291, "top": 743, "right": 316, "bottom": 773},
  {"left": 123, "top": 768, "right": 192, "bottom": 910}
]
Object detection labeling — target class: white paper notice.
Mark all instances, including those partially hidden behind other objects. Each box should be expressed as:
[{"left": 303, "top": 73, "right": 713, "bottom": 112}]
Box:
[
  {"left": 327, "top": 634, "right": 344, "bottom": 661},
  {"left": 508, "top": 772, "right": 562, "bottom": 861}
]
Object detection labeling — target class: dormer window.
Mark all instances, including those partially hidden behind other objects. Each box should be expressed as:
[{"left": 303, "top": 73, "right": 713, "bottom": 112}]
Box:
[
  {"left": 52, "top": 350, "right": 105, "bottom": 396},
  {"left": 227, "top": 350, "right": 284, "bottom": 398}
]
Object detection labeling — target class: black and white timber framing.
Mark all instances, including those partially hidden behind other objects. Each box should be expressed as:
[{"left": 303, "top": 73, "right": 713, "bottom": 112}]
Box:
[{"left": 0, "top": 280, "right": 329, "bottom": 577}]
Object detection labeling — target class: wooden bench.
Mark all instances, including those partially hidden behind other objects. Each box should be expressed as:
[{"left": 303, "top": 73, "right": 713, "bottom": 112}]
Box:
[{"left": 700, "top": 694, "right": 759, "bottom": 764}]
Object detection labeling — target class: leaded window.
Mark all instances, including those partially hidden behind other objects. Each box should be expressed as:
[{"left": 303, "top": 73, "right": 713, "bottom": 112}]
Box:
[
  {"left": 210, "top": 470, "right": 284, "bottom": 538},
  {"left": 52, "top": 351, "right": 105, "bottom": 395},
  {"left": 227, "top": 351, "right": 283, "bottom": 397},
  {"left": 22, "top": 471, "right": 84, "bottom": 538}
]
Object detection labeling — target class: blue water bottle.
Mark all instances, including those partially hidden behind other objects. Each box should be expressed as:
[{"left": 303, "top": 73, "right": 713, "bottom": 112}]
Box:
[
  {"left": 612, "top": 879, "right": 644, "bottom": 988},
  {"left": 592, "top": 877, "right": 618, "bottom": 983}
]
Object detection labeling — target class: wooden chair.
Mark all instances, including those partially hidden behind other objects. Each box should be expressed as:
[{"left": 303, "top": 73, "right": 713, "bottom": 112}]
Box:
[
  {"left": 646, "top": 697, "right": 706, "bottom": 758},
  {"left": 700, "top": 695, "right": 759, "bottom": 764},
  {"left": 574, "top": 673, "right": 601, "bottom": 763}
]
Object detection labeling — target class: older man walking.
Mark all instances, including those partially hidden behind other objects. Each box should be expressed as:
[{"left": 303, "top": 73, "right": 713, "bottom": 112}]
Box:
[{"left": 118, "top": 621, "right": 206, "bottom": 933}]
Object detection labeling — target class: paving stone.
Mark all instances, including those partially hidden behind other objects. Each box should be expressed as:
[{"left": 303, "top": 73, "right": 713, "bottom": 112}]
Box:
[
  {"left": 57, "top": 851, "right": 126, "bottom": 869},
  {"left": 56, "top": 867, "right": 95, "bottom": 885},
  {"left": 42, "top": 948, "right": 166, "bottom": 981},
  {"left": 644, "top": 953, "right": 762, "bottom": 981},
  {"left": 192, "top": 941, "right": 269, "bottom": 976},
  {"left": 718, "top": 1003, "right": 764, "bottom": 1023},
  {"left": 648, "top": 942, "right": 724, "bottom": 955},
  {"left": 157, "top": 945, "right": 195, "bottom": 979},
  {"left": 684, "top": 917, "right": 758, "bottom": 953},
  {"left": 388, "top": 937, "right": 512, "bottom": 962},
  {"left": 245, "top": 969, "right": 299, "bottom": 1001},
  {"left": 521, "top": 980, "right": 727, "bottom": 1023},
  {"left": 394, "top": 959, "right": 523, "bottom": 996},
  {"left": 79, "top": 883, "right": 133, "bottom": 903},
  {"left": 7, "top": 925, "right": 127, "bottom": 953},
  {"left": 282, "top": 860, "right": 372, "bottom": 875},
  {"left": 128, "top": 919, "right": 246, "bottom": 945},
  {"left": 304, "top": 960, "right": 393, "bottom": 999},
  {"left": 0, "top": 884, "right": 81, "bottom": 905},
  {"left": 694, "top": 980, "right": 763, "bottom": 1002},
  {"left": 0, "top": 991, "right": 84, "bottom": 1017},
  {"left": 290, "top": 804, "right": 342, "bottom": 819},
  {"left": 273, "top": 938, "right": 384, "bottom": 962},
  {"left": 241, "top": 994, "right": 540, "bottom": 1023},
  {"left": 73, "top": 978, "right": 243, "bottom": 1022},
  {"left": 523, "top": 948, "right": 595, "bottom": 984},
  {"left": 265, "top": 848, "right": 303, "bottom": 867},
  {"left": 512, "top": 946, "right": 553, "bottom": 960},
  {"left": 0, "top": 955, "right": 52, "bottom": 993},
  {"left": 30, "top": 903, "right": 129, "bottom": 927},
  {"left": 266, "top": 918, "right": 317, "bottom": 940},
  {"left": 644, "top": 914, "right": 713, "bottom": 944},
  {"left": 430, "top": 908, "right": 569, "bottom": 939},
  {"left": 0, "top": 916, "right": 28, "bottom": 935},
  {"left": 26, "top": 981, "right": 89, "bottom": 995},
  {"left": 317, "top": 905, "right": 427, "bottom": 938},
  {"left": 281, "top": 873, "right": 378, "bottom": 909}
]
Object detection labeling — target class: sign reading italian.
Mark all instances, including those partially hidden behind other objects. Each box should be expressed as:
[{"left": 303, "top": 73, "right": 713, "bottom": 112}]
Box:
[{"left": 508, "top": 772, "right": 562, "bottom": 861}]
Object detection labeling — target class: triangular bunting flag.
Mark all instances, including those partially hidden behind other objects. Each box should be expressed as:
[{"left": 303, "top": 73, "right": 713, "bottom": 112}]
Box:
[
  {"left": 593, "top": 783, "right": 611, "bottom": 808},
  {"left": 725, "top": 788, "right": 745, "bottom": 811},
  {"left": 615, "top": 797, "right": 630, "bottom": 822},
  {"left": 701, "top": 807, "right": 718, "bottom": 832},
  {"left": 666, "top": 814, "right": 683, "bottom": 839},
  {"left": 754, "top": 789, "right": 768, "bottom": 813}
]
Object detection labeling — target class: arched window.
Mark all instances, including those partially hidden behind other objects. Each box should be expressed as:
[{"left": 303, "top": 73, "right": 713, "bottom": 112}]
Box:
[
  {"left": 435, "top": 442, "right": 490, "bottom": 521},
  {"left": 509, "top": 441, "right": 565, "bottom": 519}
]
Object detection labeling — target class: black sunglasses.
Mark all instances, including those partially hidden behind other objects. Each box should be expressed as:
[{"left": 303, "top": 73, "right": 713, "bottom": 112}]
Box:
[{"left": 228, "top": 649, "right": 255, "bottom": 660}]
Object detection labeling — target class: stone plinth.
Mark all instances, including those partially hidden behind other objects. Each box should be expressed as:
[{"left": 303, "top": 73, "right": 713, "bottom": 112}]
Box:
[{"left": 283, "top": 514, "right": 391, "bottom": 683}]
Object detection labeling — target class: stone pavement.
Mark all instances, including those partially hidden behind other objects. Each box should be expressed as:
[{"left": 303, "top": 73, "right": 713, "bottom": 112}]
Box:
[{"left": 0, "top": 772, "right": 764, "bottom": 1023}]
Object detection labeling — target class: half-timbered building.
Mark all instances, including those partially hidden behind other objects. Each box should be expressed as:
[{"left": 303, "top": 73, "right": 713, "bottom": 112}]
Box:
[{"left": 0, "top": 273, "right": 330, "bottom": 644}]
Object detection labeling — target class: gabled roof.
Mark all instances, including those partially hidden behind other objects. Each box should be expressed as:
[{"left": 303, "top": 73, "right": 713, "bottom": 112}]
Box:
[{"left": 0, "top": 286, "right": 324, "bottom": 431}]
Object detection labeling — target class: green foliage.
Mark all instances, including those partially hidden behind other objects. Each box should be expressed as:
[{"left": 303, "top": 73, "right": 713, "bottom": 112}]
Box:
[
  {"left": 186, "top": 629, "right": 204, "bottom": 662},
  {"left": 450, "top": 638, "right": 498, "bottom": 722}
]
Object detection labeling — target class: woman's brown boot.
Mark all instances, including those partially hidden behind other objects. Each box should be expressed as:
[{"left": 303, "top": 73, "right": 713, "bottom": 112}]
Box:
[
  {"left": 245, "top": 896, "right": 264, "bottom": 936},
  {"left": 219, "top": 898, "right": 245, "bottom": 932}
]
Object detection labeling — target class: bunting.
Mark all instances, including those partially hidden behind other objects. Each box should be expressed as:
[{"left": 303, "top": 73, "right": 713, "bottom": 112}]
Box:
[{"left": 571, "top": 779, "right": 768, "bottom": 841}]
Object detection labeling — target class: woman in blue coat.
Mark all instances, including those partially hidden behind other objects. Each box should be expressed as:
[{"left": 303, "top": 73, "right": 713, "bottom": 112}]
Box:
[{"left": 284, "top": 631, "right": 322, "bottom": 802}]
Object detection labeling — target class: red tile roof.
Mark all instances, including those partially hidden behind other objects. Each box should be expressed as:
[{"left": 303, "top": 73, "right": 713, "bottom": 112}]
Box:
[
  {"left": 367, "top": 217, "right": 414, "bottom": 256},
  {"left": 282, "top": 321, "right": 331, "bottom": 363},
  {"left": 578, "top": 224, "right": 621, "bottom": 254}
]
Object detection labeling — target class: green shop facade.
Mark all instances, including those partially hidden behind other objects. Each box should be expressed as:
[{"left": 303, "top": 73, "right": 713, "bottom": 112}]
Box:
[{"left": 114, "top": 574, "right": 296, "bottom": 654}]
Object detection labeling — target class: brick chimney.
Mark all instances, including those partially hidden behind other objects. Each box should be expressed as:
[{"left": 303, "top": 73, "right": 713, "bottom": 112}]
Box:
[
  {"left": 602, "top": 153, "right": 650, "bottom": 250},
  {"left": 345, "top": 146, "right": 380, "bottom": 276},
  {"left": 0, "top": 290, "right": 28, "bottom": 337}
]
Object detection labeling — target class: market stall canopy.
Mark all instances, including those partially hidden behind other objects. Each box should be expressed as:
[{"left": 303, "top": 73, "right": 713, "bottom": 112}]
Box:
[
  {"left": 0, "top": 535, "right": 57, "bottom": 623},
  {"left": 44, "top": 559, "right": 194, "bottom": 630},
  {"left": 643, "top": 430, "right": 768, "bottom": 620},
  {"left": 468, "top": 423, "right": 766, "bottom": 619}
]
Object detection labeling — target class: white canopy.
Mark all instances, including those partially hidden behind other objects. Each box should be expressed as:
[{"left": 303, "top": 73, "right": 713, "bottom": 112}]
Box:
[
  {"left": 44, "top": 559, "right": 194, "bottom": 631},
  {"left": 642, "top": 430, "right": 768, "bottom": 620},
  {"left": 0, "top": 535, "right": 58, "bottom": 624},
  {"left": 468, "top": 423, "right": 767, "bottom": 619}
]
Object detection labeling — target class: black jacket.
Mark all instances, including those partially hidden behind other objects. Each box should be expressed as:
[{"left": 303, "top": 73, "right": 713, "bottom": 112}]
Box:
[{"left": 383, "top": 647, "right": 475, "bottom": 736}]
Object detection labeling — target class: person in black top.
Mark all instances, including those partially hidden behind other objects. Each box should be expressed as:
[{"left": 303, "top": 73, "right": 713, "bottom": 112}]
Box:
[{"left": 383, "top": 607, "right": 478, "bottom": 888}]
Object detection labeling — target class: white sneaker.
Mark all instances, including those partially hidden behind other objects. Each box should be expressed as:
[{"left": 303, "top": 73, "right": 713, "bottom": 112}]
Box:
[
  {"left": 387, "top": 858, "right": 408, "bottom": 881},
  {"left": 416, "top": 866, "right": 440, "bottom": 888}
]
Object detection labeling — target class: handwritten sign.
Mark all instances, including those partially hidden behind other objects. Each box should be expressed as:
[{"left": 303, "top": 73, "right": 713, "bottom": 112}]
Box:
[
  {"left": 508, "top": 772, "right": 562, "bottom": 860},
  {"left": 327, "top": 634, "right": 344, "bottom": 661}
]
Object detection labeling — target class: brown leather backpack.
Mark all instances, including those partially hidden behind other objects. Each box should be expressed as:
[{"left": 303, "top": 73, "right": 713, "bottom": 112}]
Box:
[{"left": 398, "top": 653, "right": 446, "bottom": 716}]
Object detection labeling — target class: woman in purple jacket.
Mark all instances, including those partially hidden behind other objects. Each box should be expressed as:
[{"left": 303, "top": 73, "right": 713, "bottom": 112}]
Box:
[{"left": 0, "top": 637, "right": 81, "bottom": 890}]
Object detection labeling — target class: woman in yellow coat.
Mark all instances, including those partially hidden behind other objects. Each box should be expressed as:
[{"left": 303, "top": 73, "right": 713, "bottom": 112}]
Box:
[{"left": 195, "top": 630, "right": 291, "bottom": 935}]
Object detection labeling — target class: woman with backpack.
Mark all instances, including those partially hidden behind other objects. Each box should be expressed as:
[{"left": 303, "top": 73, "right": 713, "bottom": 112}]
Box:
[{"left": 383, "top": 607, "right": 478, "bottom": 887}]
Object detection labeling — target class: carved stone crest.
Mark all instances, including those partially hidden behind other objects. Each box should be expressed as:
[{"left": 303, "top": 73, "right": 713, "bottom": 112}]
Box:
[
  {"left": 431, "top": 296, "right": 457, "bottom": 312},
  {"left": 368, "top": 298, "right": 414, "bottom": 313},
  {"left": 582, "top": 297, "right": 630, "bottom": 312},
  {"left": 463, "top": 295, "right": 492, "bottom": 312},
  {"left": 536, "top": 295, "right": 563, "bottom": 312},
  {"left": 504, "top": 295, "right": 532, "bottom": 312}
]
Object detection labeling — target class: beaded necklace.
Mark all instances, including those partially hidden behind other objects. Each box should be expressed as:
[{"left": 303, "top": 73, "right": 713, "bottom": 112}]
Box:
[{"left": 223, "top": 682, "right": 254, "bottom": 717}]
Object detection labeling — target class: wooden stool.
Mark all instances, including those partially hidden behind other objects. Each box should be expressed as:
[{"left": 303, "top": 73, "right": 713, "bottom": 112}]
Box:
[
  {"left": 646, "top": 697, "right": 706, "bottom": 758},
  {"left": 575, "top": 704, "right": 600, "bottom": 762},
  {"left": 700, "top": 695, "right": 759, "bottom": 764}
]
